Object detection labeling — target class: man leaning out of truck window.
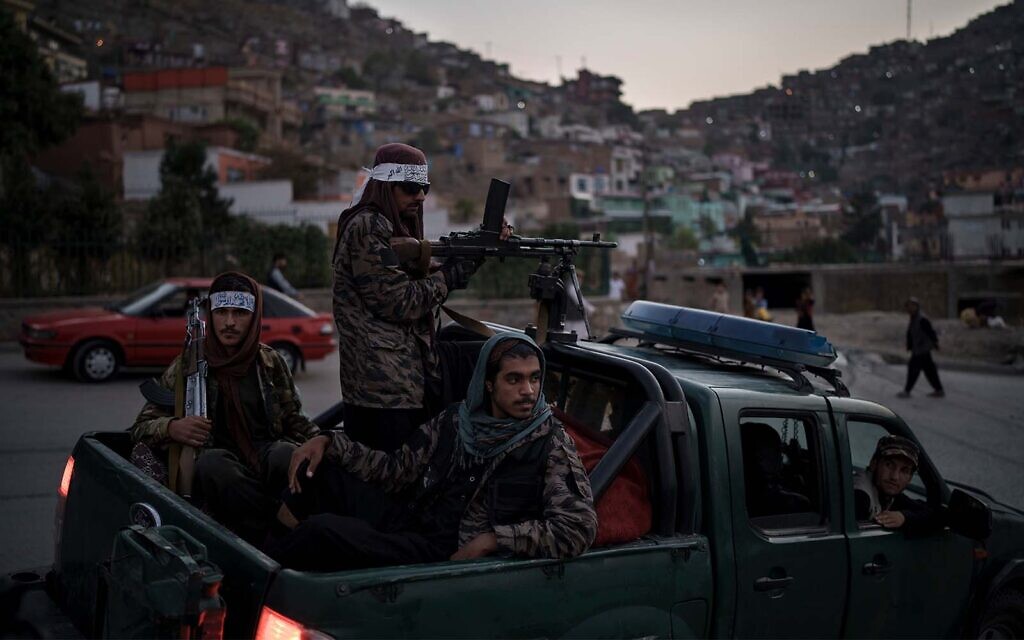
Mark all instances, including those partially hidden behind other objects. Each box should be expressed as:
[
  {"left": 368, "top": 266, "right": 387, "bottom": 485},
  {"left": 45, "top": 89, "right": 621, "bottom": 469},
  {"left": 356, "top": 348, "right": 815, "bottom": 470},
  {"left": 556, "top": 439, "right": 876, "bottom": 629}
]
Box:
[
  {"left": 131, "top": 272, "right": 320, "bottom": 544},
  {"left": 267, "top": 333, "right": 598, "bottom": 572},
  {"left": 853, "top": 435, "right": 938, "bottom": 535}
]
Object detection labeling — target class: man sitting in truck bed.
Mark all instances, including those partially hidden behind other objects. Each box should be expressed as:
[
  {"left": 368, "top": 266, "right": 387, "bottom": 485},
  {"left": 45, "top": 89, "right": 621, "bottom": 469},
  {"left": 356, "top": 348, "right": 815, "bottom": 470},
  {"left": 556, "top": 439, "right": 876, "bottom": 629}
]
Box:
[
  {"left": 269, "top": 333, "right": 598, "bottom": 571},
  {"left": 132, "top": 272, "right": 320, "bottom": 543},
  {"left": 854, "top": 435, "right": 937, "bottom": 534}
]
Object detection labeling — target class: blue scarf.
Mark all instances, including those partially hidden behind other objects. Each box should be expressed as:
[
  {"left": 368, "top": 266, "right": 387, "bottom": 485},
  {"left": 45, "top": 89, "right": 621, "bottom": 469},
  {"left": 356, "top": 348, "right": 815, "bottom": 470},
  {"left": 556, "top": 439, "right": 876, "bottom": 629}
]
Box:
[{"left": 456, "top": 333, "right": 552, "bottom": 460}]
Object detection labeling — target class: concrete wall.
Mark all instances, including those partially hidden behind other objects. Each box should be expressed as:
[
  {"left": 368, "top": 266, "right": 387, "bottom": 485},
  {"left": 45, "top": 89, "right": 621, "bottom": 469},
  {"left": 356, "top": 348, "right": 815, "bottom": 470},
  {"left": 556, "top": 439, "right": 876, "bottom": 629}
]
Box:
[{"left": 650, "top": 261, "right": 1024, "bottom": 320}]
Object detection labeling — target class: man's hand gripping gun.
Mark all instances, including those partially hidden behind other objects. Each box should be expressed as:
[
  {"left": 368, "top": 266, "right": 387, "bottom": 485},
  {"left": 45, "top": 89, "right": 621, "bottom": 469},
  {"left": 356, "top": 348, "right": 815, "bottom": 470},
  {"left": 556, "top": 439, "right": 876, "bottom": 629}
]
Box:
[
  {"left": 174, "top": 298, "right": 208, "bottom": 498},
  {"left": 391, "top": 179, "right": 617, "bottom": 342}
]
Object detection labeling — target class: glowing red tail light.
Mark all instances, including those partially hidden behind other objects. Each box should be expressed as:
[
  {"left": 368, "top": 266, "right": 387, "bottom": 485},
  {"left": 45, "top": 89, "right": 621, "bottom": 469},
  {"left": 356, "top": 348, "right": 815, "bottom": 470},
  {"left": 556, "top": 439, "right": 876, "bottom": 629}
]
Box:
[
  {"left": 255, "top": 607, "right": 329, "bottom": 640},
  {"left": 54, "top": 455, "right": 75, "bottom": 565},
  {"left": 58, "top": 456, "right": 74, "bottom": 497}
]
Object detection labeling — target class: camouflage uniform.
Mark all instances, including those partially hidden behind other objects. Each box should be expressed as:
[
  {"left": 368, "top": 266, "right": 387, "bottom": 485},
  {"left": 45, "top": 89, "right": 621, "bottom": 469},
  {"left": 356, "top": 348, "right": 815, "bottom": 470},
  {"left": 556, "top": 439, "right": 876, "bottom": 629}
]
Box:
[
  {"left": 332, "top": 209, "right": 448, "bottom": 409},
  {"left": 323, "top": 408, "right": 598, "bottom": 559},
  {"left": 132, "top": 344, "right": 320, "bottom": 448}
]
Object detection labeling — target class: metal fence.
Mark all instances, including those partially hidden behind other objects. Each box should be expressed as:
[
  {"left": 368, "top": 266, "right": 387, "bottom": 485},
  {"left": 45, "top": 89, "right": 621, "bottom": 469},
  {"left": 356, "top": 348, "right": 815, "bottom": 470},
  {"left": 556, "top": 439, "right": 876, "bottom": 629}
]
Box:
[{"left": 1, "top": 231, "right": 212, "bottom": 298}]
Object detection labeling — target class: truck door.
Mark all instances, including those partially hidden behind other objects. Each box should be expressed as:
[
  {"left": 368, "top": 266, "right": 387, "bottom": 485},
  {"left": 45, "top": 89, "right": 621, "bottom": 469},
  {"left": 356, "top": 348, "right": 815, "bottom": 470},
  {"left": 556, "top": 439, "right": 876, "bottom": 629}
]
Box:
[
  {"left": 719, "top": 392, "right": 848, "bottom": 638},
  {"left": 830, "top": 403, "right": 975, "bottom": 638}
]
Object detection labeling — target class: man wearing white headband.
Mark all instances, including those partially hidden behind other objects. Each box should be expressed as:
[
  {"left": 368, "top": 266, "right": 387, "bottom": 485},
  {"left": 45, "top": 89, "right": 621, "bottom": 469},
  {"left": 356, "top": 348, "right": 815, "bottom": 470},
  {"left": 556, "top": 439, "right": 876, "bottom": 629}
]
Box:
[
  {"left": 331, "top": 143, "right": 488, "bottom": 452},
  {"left": 132, "top": 271, "right": 320, "bottom": 543}
]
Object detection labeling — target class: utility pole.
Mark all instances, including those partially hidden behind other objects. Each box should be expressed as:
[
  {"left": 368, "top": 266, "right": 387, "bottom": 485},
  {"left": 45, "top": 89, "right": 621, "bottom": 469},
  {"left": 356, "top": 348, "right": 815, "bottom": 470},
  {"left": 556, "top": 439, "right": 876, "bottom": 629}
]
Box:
[
  {"left": 906, "top": 0, "right": 912, "bottom": 40},
  {"left": 640, "top": 145, "right": 653, "bottom": 300}
]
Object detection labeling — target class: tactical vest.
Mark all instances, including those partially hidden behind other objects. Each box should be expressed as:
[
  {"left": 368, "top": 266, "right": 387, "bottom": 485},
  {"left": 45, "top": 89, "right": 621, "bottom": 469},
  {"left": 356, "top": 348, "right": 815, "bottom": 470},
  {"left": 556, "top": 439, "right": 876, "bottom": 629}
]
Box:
[{"left": 408, "top": 410, "right": 555, "bottom": 540}]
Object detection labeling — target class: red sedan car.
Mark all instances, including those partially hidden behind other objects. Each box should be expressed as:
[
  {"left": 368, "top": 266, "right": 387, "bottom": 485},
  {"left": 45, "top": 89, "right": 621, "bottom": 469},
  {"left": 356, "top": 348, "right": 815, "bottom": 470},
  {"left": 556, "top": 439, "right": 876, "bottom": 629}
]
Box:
[{"left": 20, "top": 278, "right": 336, "bottom": 382}]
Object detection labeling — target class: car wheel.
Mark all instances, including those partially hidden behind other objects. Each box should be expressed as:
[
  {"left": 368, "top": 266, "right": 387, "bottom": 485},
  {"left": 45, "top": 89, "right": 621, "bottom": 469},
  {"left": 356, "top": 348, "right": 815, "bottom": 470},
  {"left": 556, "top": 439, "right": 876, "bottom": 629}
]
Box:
[
  {"left": 72, "top": 340, "right": 121, "bottom": 383},
  {"left": 978, "top": 589, "right": 1024, "bottom": 639},
  {"left": 273, "top": 343, "right": 301, "bottom": 373}
]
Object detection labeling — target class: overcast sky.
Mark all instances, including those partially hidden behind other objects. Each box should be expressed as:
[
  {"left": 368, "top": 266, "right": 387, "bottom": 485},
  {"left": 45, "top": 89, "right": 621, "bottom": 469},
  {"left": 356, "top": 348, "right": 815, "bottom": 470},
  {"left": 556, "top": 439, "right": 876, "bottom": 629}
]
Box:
[{"left": 365, "top": 0, "right": 1007, "bottom": 111}]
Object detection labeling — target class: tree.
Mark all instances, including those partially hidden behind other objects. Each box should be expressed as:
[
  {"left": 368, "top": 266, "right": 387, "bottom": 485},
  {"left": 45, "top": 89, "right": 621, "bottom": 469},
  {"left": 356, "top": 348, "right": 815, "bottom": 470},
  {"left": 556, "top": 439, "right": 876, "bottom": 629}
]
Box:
[
  {"left": 451, "top": 198, "right": 477, "bottom": 224},
  {"left": 49, "top": 168, "right": 124, "bottom": 291},
  {"left": 136, "top": 139, "right": 233, "bottom": 272},
  {"left": 842, "top": 190, "right": 883, "bottom": 252},
  {"left": 0, "top": 10, "right": 82, "bottom": 169},
  {"left": 259, "top": 148, "right": 323, "bottom": 200},
  {"left": 221, "top": 117, "right": 260, "bottom": 152},
  {"left": 698, "top": 213, "right": 718, "bottom": 239},
  {"left": 781, "top": 238, "right": 860, "bottom": 264},
  {"left": 729, "top": 211, "right": 761, "bottom": 266},
  {"left": 668, "top": 225, "right": 699, "bottom": 250},
  {"left": 0, "top": 9, "right": 82, "bottom": 293}
]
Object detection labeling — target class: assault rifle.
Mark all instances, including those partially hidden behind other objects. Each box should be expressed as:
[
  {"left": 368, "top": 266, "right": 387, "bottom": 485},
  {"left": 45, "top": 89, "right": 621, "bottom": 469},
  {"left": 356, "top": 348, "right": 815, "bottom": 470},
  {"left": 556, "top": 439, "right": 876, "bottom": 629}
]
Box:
[
  {"left": 173, "top": 297, "right": 208, "bottom": 498},
  {"left": 394, "top": 178, "right": 617, "bottom": 343}
]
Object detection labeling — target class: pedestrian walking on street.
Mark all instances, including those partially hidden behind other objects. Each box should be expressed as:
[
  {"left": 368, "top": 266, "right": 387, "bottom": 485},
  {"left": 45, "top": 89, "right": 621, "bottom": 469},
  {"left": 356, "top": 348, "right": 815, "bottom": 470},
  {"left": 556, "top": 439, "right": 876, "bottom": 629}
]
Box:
[
  {"left": 266, "top": 253, "right": 302, "bottom": 299},
  {"left": 709, "top": 282, "right": 730, "bottom": 314},
  {"left": 795, "top": 287, "right": 815, "bottom": 332},
  {"left": 898, "top": 297, "right": 945, "bottom": 398}
]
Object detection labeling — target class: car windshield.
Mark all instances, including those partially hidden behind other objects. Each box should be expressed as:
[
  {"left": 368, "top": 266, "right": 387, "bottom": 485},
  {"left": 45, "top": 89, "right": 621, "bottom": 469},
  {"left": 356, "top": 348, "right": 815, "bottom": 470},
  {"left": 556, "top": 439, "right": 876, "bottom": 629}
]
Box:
[
  {"left": 262, "top": 286, "right": 316, "bottom": 318},
  {"left": 110, "top": 282, "right": 179, "bottom": 316}
]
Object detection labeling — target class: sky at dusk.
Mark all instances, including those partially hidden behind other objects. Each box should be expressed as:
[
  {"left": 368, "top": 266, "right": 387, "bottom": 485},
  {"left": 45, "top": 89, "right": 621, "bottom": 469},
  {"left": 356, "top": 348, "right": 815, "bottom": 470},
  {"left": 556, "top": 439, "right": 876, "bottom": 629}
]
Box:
[{"left": 365, "top": 0, "right": 1007, "bottom": 111}]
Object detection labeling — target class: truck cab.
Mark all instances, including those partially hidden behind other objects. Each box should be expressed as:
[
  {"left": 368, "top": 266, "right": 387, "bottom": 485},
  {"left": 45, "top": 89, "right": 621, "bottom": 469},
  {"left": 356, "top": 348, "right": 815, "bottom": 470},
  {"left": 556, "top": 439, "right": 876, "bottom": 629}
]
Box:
[{"left": 6, "top": 302, "right": 1023, "bottom": 638}]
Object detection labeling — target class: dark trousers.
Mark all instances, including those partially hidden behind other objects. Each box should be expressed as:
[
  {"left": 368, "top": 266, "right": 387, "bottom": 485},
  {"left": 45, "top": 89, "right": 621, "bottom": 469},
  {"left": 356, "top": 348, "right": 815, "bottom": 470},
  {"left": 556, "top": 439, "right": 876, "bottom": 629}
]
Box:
[
  {"left": 905, "top": 352, "right": 943, "bottom": 393},
  {"left": 341, "top": 341, "right": 482, "bottom": 451},
  {"left": 194, "top": 441, "right": 295, "bottom": 543},
  {"left": 268, "top": 461, "right": 441, "bottom": 571},
  {"left": 342, "top": 405, "right": 425, "bottom": 451}
]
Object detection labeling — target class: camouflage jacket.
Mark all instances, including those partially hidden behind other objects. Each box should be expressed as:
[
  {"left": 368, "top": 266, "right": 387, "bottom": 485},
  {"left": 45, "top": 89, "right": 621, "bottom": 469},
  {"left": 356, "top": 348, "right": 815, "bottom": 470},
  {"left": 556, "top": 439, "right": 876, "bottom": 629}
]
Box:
[
  {"left": 132, "top": 344, "right": 320, "bottom": 448},
  {"left": 325, "top": 408, "right": 598, "bottom": 559},
  {"left": 332, "top": 209, "right": 449, "bottom": 409}
]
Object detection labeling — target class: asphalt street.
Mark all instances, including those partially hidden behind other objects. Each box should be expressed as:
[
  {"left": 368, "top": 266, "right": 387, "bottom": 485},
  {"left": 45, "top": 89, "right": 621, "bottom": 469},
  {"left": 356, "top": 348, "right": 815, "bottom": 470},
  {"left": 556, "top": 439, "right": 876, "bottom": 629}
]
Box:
[{"left": 1, "top": 347, "right": 1021, "bottom": 575}]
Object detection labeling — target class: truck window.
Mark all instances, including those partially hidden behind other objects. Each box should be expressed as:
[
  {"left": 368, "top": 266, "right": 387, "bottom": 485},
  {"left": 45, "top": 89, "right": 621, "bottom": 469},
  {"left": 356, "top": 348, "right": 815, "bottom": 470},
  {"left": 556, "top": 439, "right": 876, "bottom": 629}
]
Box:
[
  {"left": 739, "top": 414, "right": 827, "bottom": 532},
  {"left": 546, "top": 371, "right": 634, "bottom": 438},
  {"left": 846, "top": 419, "right": 927, "bottom": 525}
]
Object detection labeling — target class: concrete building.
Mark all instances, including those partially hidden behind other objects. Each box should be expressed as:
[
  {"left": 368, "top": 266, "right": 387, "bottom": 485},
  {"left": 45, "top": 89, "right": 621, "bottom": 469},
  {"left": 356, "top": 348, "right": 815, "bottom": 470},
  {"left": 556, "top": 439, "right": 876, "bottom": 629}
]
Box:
[
  {"left": 750, "top": 205, "right": 828, "bottom": 252},
  {"left": 562, "top": 68, "right": 623, "bottom": 106},
  {"left": 121, "top": 67, "right": 302, "bottom": 147},
  {"left": 5, "top": 0, "right": 87, "bottom": 83},
  {"left": 944, "top": 192, "right": 1024, "bottom": 259},
  {"left": 314, "top": 86, "right": 376, "bottom": 117},
  {"left": 33, "top": 114, "right": 241, "bottom": 198},
  {"left": 123, "top": 146, "right": 270, "bottom": 200}
]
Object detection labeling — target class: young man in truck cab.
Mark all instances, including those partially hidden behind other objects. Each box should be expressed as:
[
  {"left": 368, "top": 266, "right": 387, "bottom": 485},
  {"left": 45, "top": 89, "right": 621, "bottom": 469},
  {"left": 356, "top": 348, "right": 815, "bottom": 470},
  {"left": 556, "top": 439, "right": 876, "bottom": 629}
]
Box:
[
  {"left": 853, "top": 435, "right": 937, "bottom": 533},
  {"left": 268, "top": 333, "right": 598, "bottom": 571},
  {"left": 131, "top": 272, "right": 320, "bottom": 543}
]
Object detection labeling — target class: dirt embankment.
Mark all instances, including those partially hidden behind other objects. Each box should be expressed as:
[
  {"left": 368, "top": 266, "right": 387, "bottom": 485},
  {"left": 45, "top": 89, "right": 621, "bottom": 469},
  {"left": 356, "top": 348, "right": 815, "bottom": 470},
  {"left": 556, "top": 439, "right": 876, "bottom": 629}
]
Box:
[{"left": 771, "top": 309, "right": 1024, "bottom": 369}]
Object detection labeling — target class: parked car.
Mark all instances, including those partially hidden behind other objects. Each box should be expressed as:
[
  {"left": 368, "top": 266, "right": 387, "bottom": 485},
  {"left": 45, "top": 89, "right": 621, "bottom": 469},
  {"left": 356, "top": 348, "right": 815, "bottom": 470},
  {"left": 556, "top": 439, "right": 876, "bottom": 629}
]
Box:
[
  {"left": 19, "top": 278, "right": 336, "bottom": 381},
  {"left": 5, "top": 302, "right": 1021, "bottom": 639}
]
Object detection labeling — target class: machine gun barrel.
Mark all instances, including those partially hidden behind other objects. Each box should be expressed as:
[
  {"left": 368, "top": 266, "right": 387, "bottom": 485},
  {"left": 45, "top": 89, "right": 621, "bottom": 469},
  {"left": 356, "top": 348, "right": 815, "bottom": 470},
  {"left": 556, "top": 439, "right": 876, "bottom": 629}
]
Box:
[{"left": 429, "top": 235, "right": 617, "bottom": 259}]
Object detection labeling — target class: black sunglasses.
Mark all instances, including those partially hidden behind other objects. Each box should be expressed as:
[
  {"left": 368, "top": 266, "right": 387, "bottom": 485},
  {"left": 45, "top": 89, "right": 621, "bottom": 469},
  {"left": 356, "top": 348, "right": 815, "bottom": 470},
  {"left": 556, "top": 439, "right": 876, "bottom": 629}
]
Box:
[{"left": 397, "top": 182, "right": 430, "bottom": 196}]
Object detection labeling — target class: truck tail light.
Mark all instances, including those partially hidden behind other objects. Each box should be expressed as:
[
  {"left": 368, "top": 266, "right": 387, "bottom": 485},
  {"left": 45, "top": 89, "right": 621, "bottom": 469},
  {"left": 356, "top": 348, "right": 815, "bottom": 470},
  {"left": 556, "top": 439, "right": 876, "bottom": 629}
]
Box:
[
  {"left": 255, "top": 606, "right": 331, "bottom": 640},
  {"left": 54, "top": 455, "right": 74, "bottom": 565},
  {"left": 58, "top": 456, "right": 74, "bottom": 497}
]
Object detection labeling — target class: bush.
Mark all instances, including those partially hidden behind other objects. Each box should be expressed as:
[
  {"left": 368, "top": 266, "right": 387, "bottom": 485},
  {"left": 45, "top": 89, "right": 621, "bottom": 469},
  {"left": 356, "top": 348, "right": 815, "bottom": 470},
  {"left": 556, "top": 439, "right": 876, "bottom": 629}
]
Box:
[{"left": 228, "top": 217, "right": 330, "bottom": 288}]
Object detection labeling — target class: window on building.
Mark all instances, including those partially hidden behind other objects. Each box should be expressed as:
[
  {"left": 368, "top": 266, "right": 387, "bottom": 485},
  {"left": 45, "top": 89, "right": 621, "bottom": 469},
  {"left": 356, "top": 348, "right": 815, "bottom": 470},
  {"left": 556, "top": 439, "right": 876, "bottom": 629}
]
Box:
[
  {"left": 738, "top": 414, "right": 826, "bottom": 532},
  {"left": 226, "top": 167, "right": 245, "bottom": 183},
  {"left": 576, "top": 178, "right": 588, "bottom": 192}
]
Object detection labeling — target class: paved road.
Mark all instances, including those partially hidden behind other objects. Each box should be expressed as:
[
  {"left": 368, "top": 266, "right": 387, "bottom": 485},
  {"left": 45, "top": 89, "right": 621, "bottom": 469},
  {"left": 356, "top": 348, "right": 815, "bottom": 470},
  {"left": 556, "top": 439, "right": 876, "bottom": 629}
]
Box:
[
  {"left": 1, "top": 348, "right": 1021, "bottom": 574},
  {"left": 839, "top": 350, "right": 1024, "bottom": 509}
]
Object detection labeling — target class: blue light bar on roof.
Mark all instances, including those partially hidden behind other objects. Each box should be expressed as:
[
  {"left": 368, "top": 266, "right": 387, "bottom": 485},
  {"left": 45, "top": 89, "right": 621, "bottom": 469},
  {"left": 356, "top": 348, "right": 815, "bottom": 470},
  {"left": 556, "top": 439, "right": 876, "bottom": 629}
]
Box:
[{"left": 621, "top": 301, "right": 838, "bottom": 368}]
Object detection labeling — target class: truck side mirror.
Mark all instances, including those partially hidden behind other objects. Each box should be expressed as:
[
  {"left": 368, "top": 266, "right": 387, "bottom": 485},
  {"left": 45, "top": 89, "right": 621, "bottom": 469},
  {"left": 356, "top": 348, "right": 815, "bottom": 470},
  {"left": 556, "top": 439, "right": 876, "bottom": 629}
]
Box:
[{"left": 947, "top": 488, "right": 992, "bottom": 540}]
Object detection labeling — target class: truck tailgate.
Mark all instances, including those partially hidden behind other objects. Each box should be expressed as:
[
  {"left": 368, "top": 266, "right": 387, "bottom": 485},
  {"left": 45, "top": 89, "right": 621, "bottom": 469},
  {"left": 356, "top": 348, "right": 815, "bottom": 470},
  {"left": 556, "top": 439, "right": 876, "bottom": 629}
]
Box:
[{"left": 54, "top": 432, "right": 278, "bottom": 638}]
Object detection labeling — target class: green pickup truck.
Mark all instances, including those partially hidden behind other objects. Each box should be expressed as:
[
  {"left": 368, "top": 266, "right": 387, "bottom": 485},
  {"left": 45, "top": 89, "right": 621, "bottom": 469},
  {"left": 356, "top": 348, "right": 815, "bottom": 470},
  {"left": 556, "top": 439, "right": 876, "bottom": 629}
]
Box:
[{"left": 5, "top": 302, "right": 1023, "bottom": 639}]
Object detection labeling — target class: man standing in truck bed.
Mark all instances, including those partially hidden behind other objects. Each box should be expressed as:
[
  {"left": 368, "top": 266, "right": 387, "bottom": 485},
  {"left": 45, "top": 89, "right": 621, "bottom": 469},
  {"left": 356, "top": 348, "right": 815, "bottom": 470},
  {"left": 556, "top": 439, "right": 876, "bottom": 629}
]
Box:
[
  {"left": 268, "top": 333, "right": 598, "bottom": 570},
  {"left": 132, "top": 272, "right": 320, "bottom": 542}
]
